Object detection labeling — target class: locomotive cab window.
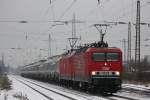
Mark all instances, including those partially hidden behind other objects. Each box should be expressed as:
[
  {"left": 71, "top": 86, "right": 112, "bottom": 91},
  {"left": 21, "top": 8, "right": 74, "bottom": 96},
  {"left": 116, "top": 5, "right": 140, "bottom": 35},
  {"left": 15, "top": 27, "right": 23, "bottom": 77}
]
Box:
[
  {"left": 92, "top": 53, "right": 105, "bottom": 61},
  {"left": 107, "top": 53, "right": 119, "bottom": 61},
  {"left": 92, "top": 52, "right": 119, "bottom": 61}
]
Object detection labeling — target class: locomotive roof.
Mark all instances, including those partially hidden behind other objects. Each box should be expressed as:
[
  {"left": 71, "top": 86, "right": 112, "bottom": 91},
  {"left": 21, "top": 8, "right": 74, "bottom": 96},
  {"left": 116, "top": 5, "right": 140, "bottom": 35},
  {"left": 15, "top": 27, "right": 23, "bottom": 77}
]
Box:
[
  {"left": 61, "top": 47, "right": 122, "bottom": 58},
  {"left": 86, "top": 47, "right": 122, "bottom": 52}
]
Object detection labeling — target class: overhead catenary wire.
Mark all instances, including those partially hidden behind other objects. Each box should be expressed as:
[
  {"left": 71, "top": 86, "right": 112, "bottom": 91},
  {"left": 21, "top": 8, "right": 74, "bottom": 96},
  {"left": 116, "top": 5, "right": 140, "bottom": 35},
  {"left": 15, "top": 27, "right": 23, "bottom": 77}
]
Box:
[
  {"left": 2, "top": 0, "right": 149, "bottom": 55},
  {"left": 42, "top": 0, "right": 78, "bottom": 39},
  {"left": 107, "top": 0, "right": 137, "bottom": 21},
  {"left": 82, "top": 0, "right": 112, "bottom": 21},
  {"left": 94, "top": 0, "right": 147, "bottom": 22},
  {"left": 44, "top": 0, "right": 57, "bottom": 18},
  {"left": 58, "top": 0, "right": 77, "bottom": 20},
  {"left": 114, "top": 0, "right": 150, "bottom": 21},
  {"left": 0, "top": 0, "right": 149, "bottom": 42}
]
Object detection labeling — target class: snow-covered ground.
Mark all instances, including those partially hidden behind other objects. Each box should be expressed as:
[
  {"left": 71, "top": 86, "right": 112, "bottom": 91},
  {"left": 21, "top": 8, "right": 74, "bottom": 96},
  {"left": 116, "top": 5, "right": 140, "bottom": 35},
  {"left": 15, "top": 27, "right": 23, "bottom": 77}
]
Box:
[
  {"left": 114, "top": 83, "right": 150, "bottom": 100},
  {"left": 0, "top": 75, "right": 150, "bottom": 100},
  {"left": 0, "top": 76, "right": 49, "bottom": 100},
  {"left": 0, "top": 75, "right": 108, "bottom": 100},
  {"left": 122, "top": 83, "right": 150, "bottom": 91}
]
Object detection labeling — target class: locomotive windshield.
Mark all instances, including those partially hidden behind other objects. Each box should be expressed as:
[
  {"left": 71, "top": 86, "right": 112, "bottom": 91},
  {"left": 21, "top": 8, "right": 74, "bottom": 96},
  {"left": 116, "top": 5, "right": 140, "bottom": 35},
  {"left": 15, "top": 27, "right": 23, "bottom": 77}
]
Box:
[
  {"left": 92, "top": 53, "right": 119, "bottom": 61},
  {"left": 107, "top": 53, "right": 118, "bottom": 61},
  {"left": 92, "top": 53, "right": 105, "bottom": 61}
]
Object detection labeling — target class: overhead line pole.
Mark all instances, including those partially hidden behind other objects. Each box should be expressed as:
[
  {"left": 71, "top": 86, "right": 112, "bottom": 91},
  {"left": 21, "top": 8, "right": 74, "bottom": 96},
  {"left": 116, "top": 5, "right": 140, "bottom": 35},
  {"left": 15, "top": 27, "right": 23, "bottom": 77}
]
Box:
[
  {"left": 68, "top": 14, "right": 81, "bottom": 50},
  {"left": 135, "top": 0, "right": 141, "bottom": 70},
  {"left": 127, "top": 22, "right": 132, "bottom": 71}
]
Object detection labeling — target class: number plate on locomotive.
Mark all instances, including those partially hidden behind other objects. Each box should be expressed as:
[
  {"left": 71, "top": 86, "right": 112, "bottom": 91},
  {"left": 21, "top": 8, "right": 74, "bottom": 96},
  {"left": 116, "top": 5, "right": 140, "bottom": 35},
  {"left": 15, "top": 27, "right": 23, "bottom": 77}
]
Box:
[{"left": 101, "top": 71, "right": 109, "bottom": 75}]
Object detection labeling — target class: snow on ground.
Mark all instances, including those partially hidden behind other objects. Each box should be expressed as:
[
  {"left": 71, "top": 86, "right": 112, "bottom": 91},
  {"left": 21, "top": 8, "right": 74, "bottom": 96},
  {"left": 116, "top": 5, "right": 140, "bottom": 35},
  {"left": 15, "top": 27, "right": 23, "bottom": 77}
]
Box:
[
  {"left": 0, "top": 76, "right": 49, "bottom": 100},
  {"left": 0, "top": 75, "right": 108, "bottom": 100},
  {"left": 1, "top": 75, "right": 150, "bottom": 100},
  {"left": 123, "top": 83, "right": 150, "bottom": 91},
  {"left": 16, "top": 76, "right": 108, "bottom": 100},
  {"left": 114, "top": 90, "right": 150, "bottom": 100},
  {"left": 20, "top": 75, "right": 150, "bottom": 100},
  {"left": 13, "top": 75, "right": 108, "bottom": 100},
  {"left": 113, "top": 83, "right": 150, "bottom": 100}
]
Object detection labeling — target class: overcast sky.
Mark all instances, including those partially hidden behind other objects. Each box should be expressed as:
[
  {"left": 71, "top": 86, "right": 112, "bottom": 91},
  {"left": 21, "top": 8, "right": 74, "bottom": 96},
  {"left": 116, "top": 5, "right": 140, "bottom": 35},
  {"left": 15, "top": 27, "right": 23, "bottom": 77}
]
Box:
[{"left": 0, "top": 0, "right": 150, "bottom": 67}]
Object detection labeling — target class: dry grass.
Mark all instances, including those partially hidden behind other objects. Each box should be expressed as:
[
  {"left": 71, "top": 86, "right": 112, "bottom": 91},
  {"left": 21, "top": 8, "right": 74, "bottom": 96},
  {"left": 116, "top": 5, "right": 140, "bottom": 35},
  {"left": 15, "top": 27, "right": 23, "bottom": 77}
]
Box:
[
  {"left": 0, "top": 75, "right": 11, "bottom": 90},
  {"left": 13, "top": 92, "right": 29, "bottom": 100}
]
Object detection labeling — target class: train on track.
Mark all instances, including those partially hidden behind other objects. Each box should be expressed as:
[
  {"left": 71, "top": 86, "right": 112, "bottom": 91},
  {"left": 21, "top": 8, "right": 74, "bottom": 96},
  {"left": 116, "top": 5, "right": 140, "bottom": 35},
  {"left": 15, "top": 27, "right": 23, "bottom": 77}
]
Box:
[{"left": 21, "top": 39, "right": 123, "bottom": 94}]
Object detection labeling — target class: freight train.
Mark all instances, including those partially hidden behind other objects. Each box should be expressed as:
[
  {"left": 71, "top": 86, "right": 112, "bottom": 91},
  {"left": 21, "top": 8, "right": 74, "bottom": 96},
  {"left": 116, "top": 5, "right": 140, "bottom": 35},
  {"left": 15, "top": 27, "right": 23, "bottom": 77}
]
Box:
[{"left": 21, "top": 41, "right": 123, "bottom": 94}]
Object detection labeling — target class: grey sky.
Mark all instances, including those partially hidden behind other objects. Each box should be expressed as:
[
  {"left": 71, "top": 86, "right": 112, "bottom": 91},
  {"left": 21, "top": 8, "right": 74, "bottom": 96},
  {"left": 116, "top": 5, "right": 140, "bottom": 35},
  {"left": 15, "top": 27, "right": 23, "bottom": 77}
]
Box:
[{"left": 0, "top": 0, "right": 150, "bottom": 67}]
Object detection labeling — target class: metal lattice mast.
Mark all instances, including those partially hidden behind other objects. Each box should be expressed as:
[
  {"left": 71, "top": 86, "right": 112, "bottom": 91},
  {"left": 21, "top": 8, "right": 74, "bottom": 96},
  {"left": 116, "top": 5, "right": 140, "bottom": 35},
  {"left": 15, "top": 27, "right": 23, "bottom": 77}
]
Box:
[
  {"left": 71, "top": 14, "right": 76, "bottom": 48},
  {"left": 127, "top": 22, "right": 132, "bottom": 71},
  {"left": 135, "top": 0, "right": 140, "bottom": 68},
  {"left": 68, "top": 14, "right": 79, "bottom": 50}
]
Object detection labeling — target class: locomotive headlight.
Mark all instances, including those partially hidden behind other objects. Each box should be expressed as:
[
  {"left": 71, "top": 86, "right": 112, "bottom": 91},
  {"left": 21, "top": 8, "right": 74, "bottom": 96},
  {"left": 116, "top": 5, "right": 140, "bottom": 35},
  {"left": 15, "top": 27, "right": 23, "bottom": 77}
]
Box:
[
  {"left": 91, "top": 71, "right": 96, "bottom": 75},
  {"left": 115, "top": 71, "right": 120, "bottom": 76}
]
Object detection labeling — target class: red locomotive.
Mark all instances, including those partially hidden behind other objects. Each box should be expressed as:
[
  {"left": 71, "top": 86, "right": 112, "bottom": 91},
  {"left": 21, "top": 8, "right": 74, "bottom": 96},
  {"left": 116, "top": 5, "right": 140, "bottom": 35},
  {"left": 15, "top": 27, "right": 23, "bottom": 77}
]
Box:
[
  {"left": 59, "top": 43, "right": 123, "bottom": 93},
  {"left": 21, "top": 37, "right": 123, "bottom": 94}
]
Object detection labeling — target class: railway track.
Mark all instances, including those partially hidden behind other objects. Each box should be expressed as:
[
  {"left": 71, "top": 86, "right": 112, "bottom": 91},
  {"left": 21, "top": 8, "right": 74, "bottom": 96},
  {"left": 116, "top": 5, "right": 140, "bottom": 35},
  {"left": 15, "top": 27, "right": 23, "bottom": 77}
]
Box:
[
  {"left": 120, "top": 87, "right": 150, "bottom": 98},
  {"left": 122, "top": 84, "right": 150, "bottom": 94},
  {"left": 17, "top": 78, "right": 99, "bottom": 100},
  {"left": 107, "top": 85, "right": 150, "bottom": 100},
  {"left": 15, "top": 78, "right": 53, "bottom": 100},
  {"left": 123, "top": 84, "right": 150, "bottom": 91},
  {"left": 110, "top": 94, "right": 139, "bottom": 100},
  {"left": 14, "top": 76, "right": 143, "bottom": 100},
  {"left": 14, "top": 77, "right": 80, "bottom": 100},
  {"left": 12, "top": 75, "right": 150, "bottom": 100}
]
